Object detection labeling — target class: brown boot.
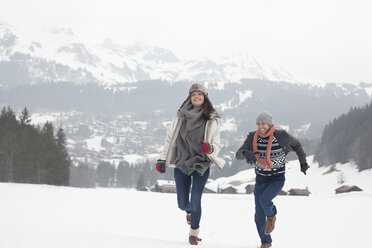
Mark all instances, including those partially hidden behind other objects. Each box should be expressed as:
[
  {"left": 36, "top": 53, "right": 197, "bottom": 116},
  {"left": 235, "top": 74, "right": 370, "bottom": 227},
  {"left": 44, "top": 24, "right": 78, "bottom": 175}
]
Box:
[
  {"left": 260, "top": 243, "right": 272, "bottom": 248},
  {"left": 264, "top": 216, "right": 276, "bottom": 234},
  {"left": 189, "top": 228, "right": 202, "bottom": 245},
  {"left": 186, "top": 213, "right": 191, "bottom": 225}
]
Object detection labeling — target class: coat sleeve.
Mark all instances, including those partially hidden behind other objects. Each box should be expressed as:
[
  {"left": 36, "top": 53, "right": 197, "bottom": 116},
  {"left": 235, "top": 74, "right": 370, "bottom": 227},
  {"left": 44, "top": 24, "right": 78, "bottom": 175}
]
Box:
[
  {"left": 286, "top": 131, "right": 307, "bottom": 165},
  {"left": 236, "top": 133, "right": 254, "bottom": 160},
  {"left": 207, "top": 118, "right": 222, "bottom": 157},
  {"left": 158, "top": 117, "right": 179, "bottom": 161},
  {"left": 205, "top": 118, "right": 226, "bottom": 169}
]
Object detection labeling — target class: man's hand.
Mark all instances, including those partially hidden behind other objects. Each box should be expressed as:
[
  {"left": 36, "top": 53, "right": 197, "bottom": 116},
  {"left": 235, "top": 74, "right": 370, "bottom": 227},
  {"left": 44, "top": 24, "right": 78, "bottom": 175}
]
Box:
[{"left": 300, "top": 163, "right": 310, "bottom": 175}]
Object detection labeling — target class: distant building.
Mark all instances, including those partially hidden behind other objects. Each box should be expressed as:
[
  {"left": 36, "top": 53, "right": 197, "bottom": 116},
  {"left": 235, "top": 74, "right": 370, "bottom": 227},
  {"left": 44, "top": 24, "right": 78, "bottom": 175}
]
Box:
[
  {"left": 230, "top": 180, "right": 244, "bottom": 187},
  {"left": 137, "top": 186, "right": 149, "bottom": 192},
  {"left": 278, "top": 190, "right": 288, "bottom": 196},
  {"left": 335, "top": 185, "right": 362, "bottom": 194},
  {"left": 288, "top": 188, "right": 311, "bottom": 196},
  {"left": 245, "top": 184, "right": 255, "bottom": 194},
  {"left": 221, "top": 185, "right": 237, "bottom": 194},
  {"left": 155, "top": 180, "right": 177, "bottom": 193},
  {"left": 203, "top": 187, "right": 216, "bottom": 193}
]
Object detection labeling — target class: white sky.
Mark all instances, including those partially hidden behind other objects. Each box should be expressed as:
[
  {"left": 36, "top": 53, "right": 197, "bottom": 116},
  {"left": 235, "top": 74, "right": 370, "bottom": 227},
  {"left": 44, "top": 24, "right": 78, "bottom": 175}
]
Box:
[{"left": 0, "top": 0, "right": 371, "bottom": 84}]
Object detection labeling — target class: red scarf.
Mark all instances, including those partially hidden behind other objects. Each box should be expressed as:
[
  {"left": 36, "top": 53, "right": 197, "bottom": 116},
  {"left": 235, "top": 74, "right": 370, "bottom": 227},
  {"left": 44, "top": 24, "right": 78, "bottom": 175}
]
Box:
[{"left": 253, "top": 125, "right": 275, "bottom": 170}]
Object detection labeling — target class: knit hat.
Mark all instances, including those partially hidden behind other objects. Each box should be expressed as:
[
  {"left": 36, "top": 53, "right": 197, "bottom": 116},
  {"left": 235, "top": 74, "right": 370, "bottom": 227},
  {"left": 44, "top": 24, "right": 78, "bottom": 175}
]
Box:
[
  {"left": 189, "top": 83, "right": 208, "bottom": 96},
  {"left": 256, "top": 111, "right": 273, "bottom": 125}
]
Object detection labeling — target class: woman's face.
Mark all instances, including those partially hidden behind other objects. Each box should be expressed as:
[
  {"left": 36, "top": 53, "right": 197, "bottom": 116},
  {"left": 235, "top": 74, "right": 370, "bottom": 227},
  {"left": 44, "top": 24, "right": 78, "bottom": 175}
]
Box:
[
  {"left": 257, "top": 122, "right": 271, "bottom": 134},
  {"left": 190, "top": 91, "right": 205, "bottom": 108}
]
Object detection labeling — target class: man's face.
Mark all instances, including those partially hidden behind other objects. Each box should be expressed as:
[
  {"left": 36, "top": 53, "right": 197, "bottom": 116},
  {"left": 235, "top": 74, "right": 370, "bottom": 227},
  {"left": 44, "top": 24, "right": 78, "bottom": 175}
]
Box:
[{"left": 257, "top": 122, "right": 271, "bottom": 134}]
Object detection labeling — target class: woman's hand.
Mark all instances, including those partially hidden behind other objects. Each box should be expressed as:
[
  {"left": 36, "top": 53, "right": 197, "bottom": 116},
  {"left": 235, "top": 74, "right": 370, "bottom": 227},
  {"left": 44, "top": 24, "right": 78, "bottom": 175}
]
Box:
[
  {"left": 198, "top": 142, "right": 213, "bottom": 154},
  {"left": 155, "top": 160, "right": 166, "bottom": 173}
]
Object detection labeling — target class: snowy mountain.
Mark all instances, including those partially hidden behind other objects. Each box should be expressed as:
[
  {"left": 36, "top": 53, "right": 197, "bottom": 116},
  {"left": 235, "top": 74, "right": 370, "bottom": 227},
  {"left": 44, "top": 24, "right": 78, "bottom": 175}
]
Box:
[
  {"left": 0, "top": 157, "right": 370, "bottom": 248},
  {"left": 0, "top": 23, "right": 296, "bottom": 87}
]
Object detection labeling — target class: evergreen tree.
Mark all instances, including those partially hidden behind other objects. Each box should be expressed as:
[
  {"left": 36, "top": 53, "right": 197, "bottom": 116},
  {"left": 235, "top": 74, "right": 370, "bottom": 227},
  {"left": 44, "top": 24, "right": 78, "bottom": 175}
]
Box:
[
  {"left": 0, "top": 107, "right": 21, "bottom": 182},
  {"left": 136, "top": 172, "right": 145, "bottom": 191},
  {"left": 0, "top": 107, "right": 73, "bottom": 185},
  {"left": 19, "top": 107, "right": 31, "bottom": 126},
  {"left": 70, "top": 162, "right": 96, "bottom": 188},
  {"left": 96, "top": 161, "right": 115, "bottom": 187},
  {"left": 314, "top": 101, "right": 372, "bottom": 170},
  {"left": 116, "top": 161, "right": 131, "bottom": 188}
]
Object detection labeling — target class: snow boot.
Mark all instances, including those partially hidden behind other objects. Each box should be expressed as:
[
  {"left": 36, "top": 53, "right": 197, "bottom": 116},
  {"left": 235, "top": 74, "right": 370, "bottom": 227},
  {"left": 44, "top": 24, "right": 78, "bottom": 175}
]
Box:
[
  {"left": 189, "top": 228, "right": 202, "bottom": 245},
  {"left": 260, "top": 243, "right": 272, "bottom": 248},
  {"left": 264, "top": 216, "right": 276, "bottom": 234},
  {"left": 186, "top": 213, "right": 191, "bottom": 225}
]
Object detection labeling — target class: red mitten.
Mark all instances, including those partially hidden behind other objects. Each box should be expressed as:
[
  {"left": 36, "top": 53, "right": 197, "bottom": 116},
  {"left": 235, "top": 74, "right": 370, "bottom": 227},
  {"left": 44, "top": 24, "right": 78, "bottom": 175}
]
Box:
[
  {"left": 155, "top": 160, "right": 166, "bottom": 173},
  {"left": 198, "top": 142, "right": 213, "bottom": 154}
]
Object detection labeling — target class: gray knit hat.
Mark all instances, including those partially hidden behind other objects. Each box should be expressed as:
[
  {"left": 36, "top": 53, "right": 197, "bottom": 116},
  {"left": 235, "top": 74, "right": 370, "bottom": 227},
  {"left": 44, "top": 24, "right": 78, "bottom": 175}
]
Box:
[
  {"left": 189, "top": 83, "right": 208, "bottom": 96},
  {"left": 256, "top": 111, "right": 273, "bottom": 125}
]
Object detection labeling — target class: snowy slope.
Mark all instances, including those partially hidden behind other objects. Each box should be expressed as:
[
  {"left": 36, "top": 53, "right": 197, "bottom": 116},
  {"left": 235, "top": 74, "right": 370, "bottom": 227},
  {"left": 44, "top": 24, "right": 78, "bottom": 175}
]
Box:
[
  {"left": 206, "top": 155, "right": 372, "bottom": 196},
  {"left": 0, "top": 156, "right": 371, "bottom": 248}
]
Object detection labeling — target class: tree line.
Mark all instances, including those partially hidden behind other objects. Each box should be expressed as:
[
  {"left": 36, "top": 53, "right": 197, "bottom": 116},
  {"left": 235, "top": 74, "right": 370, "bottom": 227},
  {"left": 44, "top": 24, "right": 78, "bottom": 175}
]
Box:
[
  {"left": 314, "top": 100, "right": 372, "bottom": 170},
  {"left": 0, "top": 106, "right": 172, "bottom": 189},
  {"left": 0, "top": 107, "right": 70, "bottom": 185},
  {"left": 70, "top": 159, "right": 173, "bottom": 189}
]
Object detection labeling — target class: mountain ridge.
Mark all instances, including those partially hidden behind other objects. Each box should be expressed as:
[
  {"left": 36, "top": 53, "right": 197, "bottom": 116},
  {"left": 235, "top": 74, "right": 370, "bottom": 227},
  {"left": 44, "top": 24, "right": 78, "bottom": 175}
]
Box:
[{"left": 0, "top": 23, "right": 297, "bottom": 87}]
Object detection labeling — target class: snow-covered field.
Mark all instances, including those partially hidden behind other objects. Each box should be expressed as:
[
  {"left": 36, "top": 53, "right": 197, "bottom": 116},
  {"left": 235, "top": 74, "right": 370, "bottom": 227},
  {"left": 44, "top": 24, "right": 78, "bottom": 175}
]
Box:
[{"left": 0, "top": 157, "right": 371, "bottom": 248}]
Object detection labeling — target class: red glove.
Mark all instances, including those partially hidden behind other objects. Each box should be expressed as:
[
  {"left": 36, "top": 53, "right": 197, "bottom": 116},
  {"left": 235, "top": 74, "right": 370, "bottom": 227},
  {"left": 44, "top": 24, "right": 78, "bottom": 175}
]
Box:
[
  {"left": 155, "top": 160, "right": 166, "bottom": 173},
  {"left": 198, "top": 142, "right": 213, "bottom": 154}
]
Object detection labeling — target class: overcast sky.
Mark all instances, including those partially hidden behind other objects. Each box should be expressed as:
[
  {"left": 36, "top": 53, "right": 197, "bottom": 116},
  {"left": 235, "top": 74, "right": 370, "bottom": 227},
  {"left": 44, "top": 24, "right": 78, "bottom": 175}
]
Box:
[{"left": 1, "top": 0, "right": 371, "bottom": 84}]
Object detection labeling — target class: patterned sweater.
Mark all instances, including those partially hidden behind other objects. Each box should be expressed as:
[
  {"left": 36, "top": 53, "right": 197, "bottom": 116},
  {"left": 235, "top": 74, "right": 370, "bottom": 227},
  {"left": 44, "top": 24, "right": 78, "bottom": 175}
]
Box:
[
  {"left": 236, "top": 129, "right": 307, "bottom": 184},
  {"left": 255, "top": 136, "right": 286, "bottom": 184}
]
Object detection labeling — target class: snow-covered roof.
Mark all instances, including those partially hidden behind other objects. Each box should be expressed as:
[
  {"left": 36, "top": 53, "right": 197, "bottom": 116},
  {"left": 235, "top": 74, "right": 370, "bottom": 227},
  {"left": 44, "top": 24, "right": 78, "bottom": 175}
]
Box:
[{"left": 156, "top": 180, "right": 176, "bottom": 187}]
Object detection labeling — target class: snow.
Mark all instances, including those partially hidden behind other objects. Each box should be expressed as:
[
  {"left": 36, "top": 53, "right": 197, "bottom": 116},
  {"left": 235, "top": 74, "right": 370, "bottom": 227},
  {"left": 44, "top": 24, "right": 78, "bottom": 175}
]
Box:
[
  {"left": 238, "top": 90, "right": 253, "bottom": 104},
  {"left": 219, "top": 117, "right": 237, "bottom": 132},
  {"left": 278, "top": 125, "right": 289, "bottom": 132},
  {"left": 30, "top": 113, "right": 59, "bottom": 125},
  {"left": 0, "top": 156, "right": 370, "bottom": 248},
  {"left": 206, "top": 156, "right": 372, "bottom": 196},
  {"left": 294, "top": 123, "right": 311, "bottom": 137},
  {"left": 0, "top": 180, "right": 370, "bottom": 248},
  {"left": 30, "top": 111, "right": 80, "bottom": 126},
  {"left": 215, "top": 97, "right": 236, "bottom": 111},
  {"left": 1, "top": 23, "right": 300, "bottom": 86},
  {"left": 365, "top": 86, "right": 372, "bottom": 97},
  {"left": 122, "top": 154, "right": 148, "bottom": 165},
  {"left": 156, "top": 180, "right": 176, "bottom": 187},
  {"left": 85, "top": 135, "right": 104, "bottom": 152}
]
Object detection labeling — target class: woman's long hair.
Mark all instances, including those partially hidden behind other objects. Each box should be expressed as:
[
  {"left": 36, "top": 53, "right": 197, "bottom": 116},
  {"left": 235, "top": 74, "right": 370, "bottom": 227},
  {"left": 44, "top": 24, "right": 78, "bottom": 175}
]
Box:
[{"left": 179, "top": 94, "right": 220, "bottom": 120}]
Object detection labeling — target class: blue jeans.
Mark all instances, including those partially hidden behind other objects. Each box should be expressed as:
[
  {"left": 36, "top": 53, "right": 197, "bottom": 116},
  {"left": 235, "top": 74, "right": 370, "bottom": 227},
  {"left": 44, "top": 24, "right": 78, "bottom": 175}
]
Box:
[
  {"left": 254, "top": 180, "right": 285, "bottom": 244},
  {"left": 174, "top": 167, "right": 210, "bottom": 230}
]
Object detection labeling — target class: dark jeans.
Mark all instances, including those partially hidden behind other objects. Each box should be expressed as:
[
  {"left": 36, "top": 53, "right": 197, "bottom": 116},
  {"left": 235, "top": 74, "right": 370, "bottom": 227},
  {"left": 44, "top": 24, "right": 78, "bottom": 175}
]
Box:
[
  {"left": 254, "top": 180, "right": 285, "bottom": 244},
  {"left": 174, "top": 167, "right": 210, "bottom": 230}
]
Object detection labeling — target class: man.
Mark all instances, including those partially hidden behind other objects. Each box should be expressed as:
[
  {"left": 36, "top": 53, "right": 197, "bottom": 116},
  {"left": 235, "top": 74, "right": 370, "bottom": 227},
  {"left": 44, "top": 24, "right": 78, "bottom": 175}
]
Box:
[{"left": 236, "top": 111, "right": 309, "bottom": 248}]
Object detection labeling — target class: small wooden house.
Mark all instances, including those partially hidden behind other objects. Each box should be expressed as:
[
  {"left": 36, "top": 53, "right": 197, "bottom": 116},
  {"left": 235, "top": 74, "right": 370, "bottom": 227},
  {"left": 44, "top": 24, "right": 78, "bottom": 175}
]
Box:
[
  {"left": 288, "top": 188, "right": 311, "bottom": 196},
  {"left": 203, "top": 187, "right": 216, "bottom": 193},
  {"left": 245, "top": 184, "right": 255, "bottom": 194},
  {"left": 335, "top": 185, "right": 362, "bottom": 194},
  {"left": 278, "top": 190, "right": 288, "bottom": 196},
  {"left": 221, "top": 185, "right": 237, "bottom": 194},
  {"left": 155, "top": 180, "right": 177, "bottom": 193}
]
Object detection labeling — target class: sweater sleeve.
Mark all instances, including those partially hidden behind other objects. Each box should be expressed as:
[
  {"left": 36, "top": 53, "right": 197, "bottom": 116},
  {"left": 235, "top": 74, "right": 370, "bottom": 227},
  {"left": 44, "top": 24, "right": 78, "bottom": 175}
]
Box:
[{"left": 236, "top": 133, "right": 254, "bottom": 160}]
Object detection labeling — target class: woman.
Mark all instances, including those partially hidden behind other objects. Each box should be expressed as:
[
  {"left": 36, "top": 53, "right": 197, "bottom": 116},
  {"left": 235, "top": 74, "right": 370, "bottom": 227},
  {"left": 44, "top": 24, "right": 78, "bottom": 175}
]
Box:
[
  {"left": 236, "top": 111, "right": 309, "bottom": 248},
  {"left": 156, "top": 83, "right": 225, "bottom": 245}
]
